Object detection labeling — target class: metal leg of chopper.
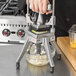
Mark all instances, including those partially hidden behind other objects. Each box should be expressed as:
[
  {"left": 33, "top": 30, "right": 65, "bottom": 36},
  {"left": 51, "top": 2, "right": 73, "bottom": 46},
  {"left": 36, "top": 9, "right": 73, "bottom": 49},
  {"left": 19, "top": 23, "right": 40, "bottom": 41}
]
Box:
[
  {"left": 44, "top": 38, "right": 55, "bottom": 73},
  {"left": 36, "top": 43, "right": 41, "bottom": 54},
  {"left": 16, "top": 37, "right": 31, "bottom": 69},
  {"left": 51, "top": 41, "right": 61, "bottom": 60}
]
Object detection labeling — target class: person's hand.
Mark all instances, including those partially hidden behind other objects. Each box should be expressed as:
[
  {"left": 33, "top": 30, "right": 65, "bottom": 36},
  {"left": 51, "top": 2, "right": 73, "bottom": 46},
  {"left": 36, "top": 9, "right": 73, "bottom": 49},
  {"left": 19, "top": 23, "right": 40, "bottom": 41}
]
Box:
[{"left": 26, "top": 0, "right": 52, "bottom": 14}]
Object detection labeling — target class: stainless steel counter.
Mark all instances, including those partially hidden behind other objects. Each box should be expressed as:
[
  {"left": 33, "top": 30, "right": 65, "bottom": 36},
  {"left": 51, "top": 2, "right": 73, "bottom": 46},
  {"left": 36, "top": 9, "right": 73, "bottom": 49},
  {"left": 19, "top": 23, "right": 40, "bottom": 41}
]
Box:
[{"left": 0, "top": 43, "right": 75, "bottom": 76}]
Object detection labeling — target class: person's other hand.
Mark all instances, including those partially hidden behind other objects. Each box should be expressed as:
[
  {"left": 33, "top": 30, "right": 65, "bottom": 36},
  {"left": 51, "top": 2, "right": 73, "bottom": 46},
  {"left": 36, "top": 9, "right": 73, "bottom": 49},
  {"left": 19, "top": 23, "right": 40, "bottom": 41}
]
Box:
[{"left": 26, "top": 0, "right": 52, "bottom": 14}]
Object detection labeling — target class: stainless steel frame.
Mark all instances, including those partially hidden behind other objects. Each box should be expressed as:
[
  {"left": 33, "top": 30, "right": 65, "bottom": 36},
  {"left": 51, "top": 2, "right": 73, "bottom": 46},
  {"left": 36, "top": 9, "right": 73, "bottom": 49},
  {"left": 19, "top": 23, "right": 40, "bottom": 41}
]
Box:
[{"left": 16, "top": 0, "right": 61, "bottom": 73}]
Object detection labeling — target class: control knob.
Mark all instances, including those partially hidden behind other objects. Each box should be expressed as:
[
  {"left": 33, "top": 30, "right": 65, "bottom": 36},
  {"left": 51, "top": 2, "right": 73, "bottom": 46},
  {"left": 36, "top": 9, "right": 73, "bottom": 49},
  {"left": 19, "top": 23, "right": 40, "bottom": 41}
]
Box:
[
  {"left": 2, "top": 29, "right": 10, "bottom": 37},
  {"left": 17, "top": 29, "right": 25, "bottom": 38}
]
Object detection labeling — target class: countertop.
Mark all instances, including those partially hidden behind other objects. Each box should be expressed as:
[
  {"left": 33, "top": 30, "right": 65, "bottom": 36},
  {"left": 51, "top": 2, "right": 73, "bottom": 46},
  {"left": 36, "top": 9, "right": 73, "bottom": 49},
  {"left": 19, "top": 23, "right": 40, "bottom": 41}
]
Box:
[{"left": 0, "top": 43, "right": 76, "bottom": 76}]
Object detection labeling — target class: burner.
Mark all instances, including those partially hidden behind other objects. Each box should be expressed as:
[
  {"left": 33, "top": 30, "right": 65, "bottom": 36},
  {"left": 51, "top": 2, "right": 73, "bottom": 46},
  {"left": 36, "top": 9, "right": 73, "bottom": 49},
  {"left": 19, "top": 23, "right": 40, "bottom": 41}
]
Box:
[{"left": 0, "top": 0, "right": 19, "bottom": 15}]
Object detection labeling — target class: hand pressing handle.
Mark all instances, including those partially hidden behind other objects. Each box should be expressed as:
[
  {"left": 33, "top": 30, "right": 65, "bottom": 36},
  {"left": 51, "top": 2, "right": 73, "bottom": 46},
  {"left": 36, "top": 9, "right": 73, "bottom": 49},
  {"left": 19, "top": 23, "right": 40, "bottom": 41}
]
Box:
[
  {"left": 30, "top": 4, "right": 52, "bottom": 12},
  {"left": 37, "top": 4, "right": 52, "bottom": 25}
]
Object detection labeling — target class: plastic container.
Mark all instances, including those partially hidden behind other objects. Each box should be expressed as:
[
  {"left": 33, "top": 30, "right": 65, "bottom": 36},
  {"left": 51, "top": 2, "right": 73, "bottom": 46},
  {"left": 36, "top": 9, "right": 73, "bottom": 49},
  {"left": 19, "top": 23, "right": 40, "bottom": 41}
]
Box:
[
  {"left": 69, "top": 24, "right": 76, "bottom": 48},
  {"left": 25, "top": 43, "right": 55, "bottom": 66}
]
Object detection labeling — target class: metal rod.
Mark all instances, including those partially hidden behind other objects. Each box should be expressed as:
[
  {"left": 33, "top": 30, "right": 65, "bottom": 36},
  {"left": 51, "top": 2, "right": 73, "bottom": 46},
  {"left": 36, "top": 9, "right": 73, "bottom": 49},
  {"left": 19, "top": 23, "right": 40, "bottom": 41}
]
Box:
[
  {"left": 52, "top": 0, "right": 55, "bottom": 28},
  {"left": 52, "top": 0, "right": 55, "bottom": 17},
  {"left": 27, "top": 0, "right": 29, "bottom": 15}
]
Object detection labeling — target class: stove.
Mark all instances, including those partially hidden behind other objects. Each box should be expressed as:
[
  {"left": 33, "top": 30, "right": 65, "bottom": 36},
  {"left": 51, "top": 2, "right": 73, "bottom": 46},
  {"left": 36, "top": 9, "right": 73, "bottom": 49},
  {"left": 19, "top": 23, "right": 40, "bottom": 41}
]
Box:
[{"left": 0, "top": 16, "right": 26, "bottom": 43}]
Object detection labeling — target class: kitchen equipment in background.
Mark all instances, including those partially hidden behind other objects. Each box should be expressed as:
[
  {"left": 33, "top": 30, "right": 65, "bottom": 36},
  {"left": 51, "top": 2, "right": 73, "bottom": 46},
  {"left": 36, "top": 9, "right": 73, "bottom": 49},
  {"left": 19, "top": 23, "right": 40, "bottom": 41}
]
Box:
[
  {"left": 0, "top": 0, "right": 27, "bottom": 44},
  {"left": 0, "top": 16, "right": 26, "bottom": 43}
]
